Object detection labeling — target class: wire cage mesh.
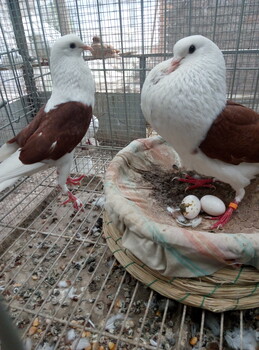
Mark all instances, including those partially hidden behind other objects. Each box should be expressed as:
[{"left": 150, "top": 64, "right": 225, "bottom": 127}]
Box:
[{"left": 0, "top": 0, "right": 259, "bottom": 349}]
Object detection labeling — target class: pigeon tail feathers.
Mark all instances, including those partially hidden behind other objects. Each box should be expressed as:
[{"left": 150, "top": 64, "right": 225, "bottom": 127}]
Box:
[
  {"left": 0, "top": 150, "right": 48, "bottom": 191},
  {"left": 0, "top": 177, "right": 20, "bottom": 192},
  {"left": 0, "top": 142, "right": 19, "bottom": 162}
]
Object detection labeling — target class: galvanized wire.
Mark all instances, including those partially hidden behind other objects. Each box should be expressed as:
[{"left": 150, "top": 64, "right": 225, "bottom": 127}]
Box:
[{"left": 0, "top": 1, "right": 259, "bottom": 349}]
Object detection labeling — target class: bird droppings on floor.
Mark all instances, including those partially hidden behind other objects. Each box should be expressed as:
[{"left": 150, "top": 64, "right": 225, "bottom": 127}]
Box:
[{"left": 139, "top": 166, "right": 259, "bottom": 233}]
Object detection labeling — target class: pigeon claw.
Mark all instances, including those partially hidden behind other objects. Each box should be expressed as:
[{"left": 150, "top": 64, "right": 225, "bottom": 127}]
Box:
[
  {"left": 66, "top": 175, "right": 85, "bottom": 186},
  {"left": 177, "top": 175, "right": 215, "bottom": 190},
  {"left": 209, "top": 201, "right": 238, "bottom": 229},
  {"left": 62, "top": 191, "right": 84, "bottom": 211}
]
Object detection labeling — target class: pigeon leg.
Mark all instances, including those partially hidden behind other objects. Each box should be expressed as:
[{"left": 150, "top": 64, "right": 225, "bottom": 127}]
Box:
[
  {"left": 66, "top": 175, "right": 85, "bottom": 186},
  {"left": 176, "top": 175, "right": 216, "bottom": 190},
  {"left": 58, "top": 183, "right": 84, "bottom": 211},
  {"left": 208, "top": 188, "right": 244, "bottom": 229},
  {"left": 57, "top": 153, "right": 84, "bottom": 211},
  {"left": 209, "top": 201, "right": 238, "bottom": 229},
  {"left": 61, "top": 190, "right": 83, "bottom": 211}
]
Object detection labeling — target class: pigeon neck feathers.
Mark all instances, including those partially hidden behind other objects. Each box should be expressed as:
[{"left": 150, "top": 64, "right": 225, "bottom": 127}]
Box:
[{"left": 45, "top": 34, "right": 95, "bottom": 113}]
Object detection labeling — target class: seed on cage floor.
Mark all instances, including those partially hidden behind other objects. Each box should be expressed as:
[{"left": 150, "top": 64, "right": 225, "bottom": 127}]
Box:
[
  {"left": 114, "top": 299, "right": 124, "bottom": 309},
  {"left": 32, "top": 317, "right": 40, "bottom": 327},
  {"left": 108, "top": 342, "right": 116, "bottom": 350},
  {"left": 28, "top": 326, "right": 38, "bottom": 335},
  {"left": 92, "top": 342, "right": 101, "bottom": 350}
]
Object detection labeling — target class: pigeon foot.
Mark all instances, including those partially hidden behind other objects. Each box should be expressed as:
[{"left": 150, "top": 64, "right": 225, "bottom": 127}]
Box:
[
  {"left": 209, "top": 201, "right": 238, "bottom": 229},
  {"left": 62, "top": 191, "right": 84, "bottom": 211},
  {"left": 66, "top": 175, "right": 85, "bottom": 186},
  {"left": 177, "top": 175, "right": 216, "bottom": 190}
]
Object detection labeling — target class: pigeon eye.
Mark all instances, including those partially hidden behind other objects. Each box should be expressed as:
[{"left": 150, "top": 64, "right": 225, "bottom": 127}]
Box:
[
  {"left": 70, "top": 43, "right": 76, "bottom": 49},
  {"left": 189, "top": 45, "right": 196, "bottom": 54}
]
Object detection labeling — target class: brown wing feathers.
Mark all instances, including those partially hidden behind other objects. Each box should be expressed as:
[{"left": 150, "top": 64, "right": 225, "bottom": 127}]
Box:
[
  {"left": 199, "top": 100, "right": 259, "bottom": 165},
  {"left": 8, "top": 102, "right": 92, "bottom": 164}
]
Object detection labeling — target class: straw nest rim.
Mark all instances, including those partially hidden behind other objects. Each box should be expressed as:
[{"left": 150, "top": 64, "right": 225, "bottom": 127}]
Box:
[{"left": 103, "top": 211, "right": 259, "bottom": 313}]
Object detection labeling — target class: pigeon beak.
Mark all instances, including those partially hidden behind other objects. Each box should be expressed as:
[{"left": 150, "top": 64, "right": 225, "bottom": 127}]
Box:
[
  {"left": 81, "top": 45, "right": 93, "bottom": 52},
  {"left": 166, "top": 57, "right": 183, "bottom": 74}
]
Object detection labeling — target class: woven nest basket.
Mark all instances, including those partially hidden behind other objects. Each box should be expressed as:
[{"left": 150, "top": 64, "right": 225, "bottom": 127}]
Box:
[{"left": 103, "top": 136, "right": 259, "bottom": 313}]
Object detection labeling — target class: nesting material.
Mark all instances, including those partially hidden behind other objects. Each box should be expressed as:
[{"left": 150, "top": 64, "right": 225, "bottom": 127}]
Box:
[{"left": 104, "top": 136, "right": 259, "bottom": 312}]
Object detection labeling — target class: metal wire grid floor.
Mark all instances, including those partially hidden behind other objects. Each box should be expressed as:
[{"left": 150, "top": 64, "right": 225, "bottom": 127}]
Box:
[{"left": 0, "top": 148, "right": 258, "bottom": 350}]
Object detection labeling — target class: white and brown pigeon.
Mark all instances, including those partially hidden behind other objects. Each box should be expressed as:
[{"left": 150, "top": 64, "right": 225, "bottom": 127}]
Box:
[
  {"left": 0, "top": 34, "right": 95, "bottom": 210},
  {"left": 141, "top": 35, "right": 259, "bottom": 229}
]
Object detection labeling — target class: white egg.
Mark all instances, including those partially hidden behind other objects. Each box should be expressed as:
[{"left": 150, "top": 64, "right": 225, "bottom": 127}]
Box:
[
  {"left": 180, "top": 195, "right": 201, "bottom": 219},
  {"left": 200, "top": 195, "right": 226, "bottom": 216}
]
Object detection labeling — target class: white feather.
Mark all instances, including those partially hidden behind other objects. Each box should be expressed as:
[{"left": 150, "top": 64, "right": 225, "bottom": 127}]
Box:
[
  {"left": 0, "top": 150, "right": 48, "bottom": 191},
  {"left": 0, "top": 178, "right": 20, "bottom": 192},
  {"left": 225, "top": 327, "right": 257, "bottom": 350},
  {"left": 0, "top": 142, "right": 19, "bottom": 162},
  {"left": 71, "top": 338, "right": 90, "bottom": 350}
]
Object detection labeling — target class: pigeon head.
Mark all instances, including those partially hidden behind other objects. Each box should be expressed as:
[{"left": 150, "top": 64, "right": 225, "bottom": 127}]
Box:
[
  {"left": 92, "top": 36, "right": 101, "bottom": 44},
  {"left": 169, "top": 35, "right": 224, "bottom": 72},
  {"left": 50, "top": 34, "right": 93, "bottom": 60},
  {"left": 46, "top": 34, "right": 95, "bottom": 112}
]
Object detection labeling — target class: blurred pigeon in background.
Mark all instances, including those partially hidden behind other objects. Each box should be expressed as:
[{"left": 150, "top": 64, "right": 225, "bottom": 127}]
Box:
[{"left": 91, "top": 36, "right": 120, "bottom": 59}]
